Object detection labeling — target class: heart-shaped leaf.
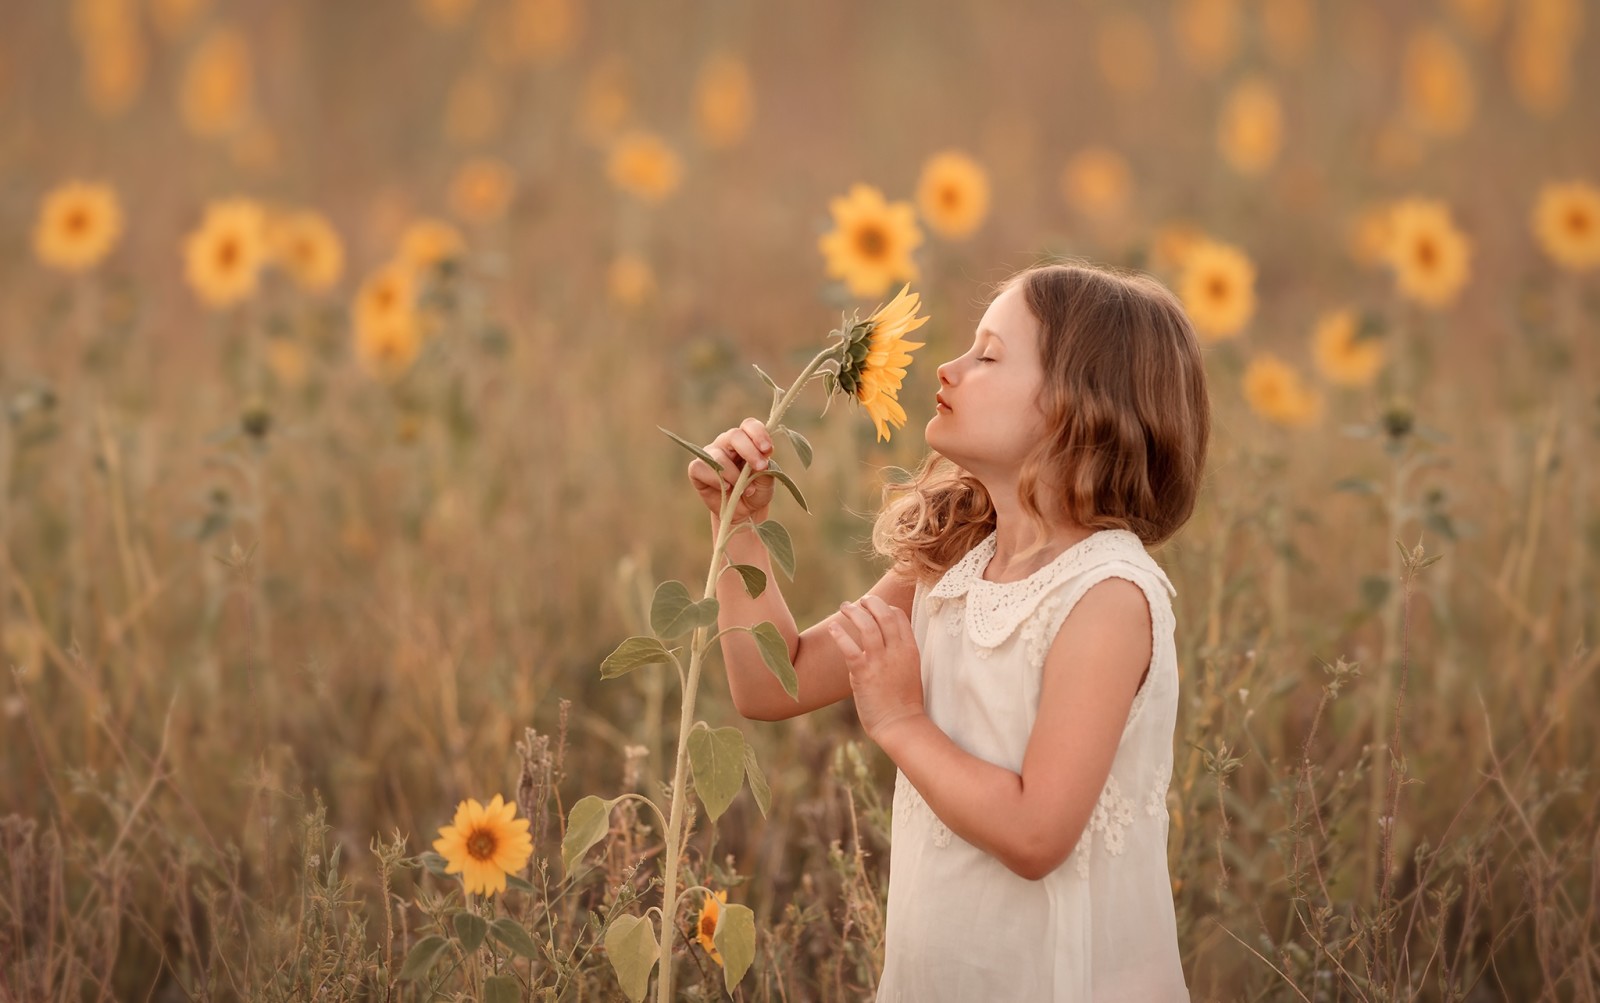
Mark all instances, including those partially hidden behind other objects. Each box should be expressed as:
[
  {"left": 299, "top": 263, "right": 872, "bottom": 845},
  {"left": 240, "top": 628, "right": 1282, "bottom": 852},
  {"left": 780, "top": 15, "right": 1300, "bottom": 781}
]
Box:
[
  {"left": 489, "top": 917, "right": 540, "bottom": 959},
  {"left": 453, "top": 911, "right": 487, "bottom": 953},
  {"left": 604, "top": 912, "right": 660, "bottom": 1003},
  {"left": 561, "top": 796, "right": 620, "bottom": 876},
  {"left": 729, "top": 563, "right": 767, "bottom": 599},
  {"left": 755, "top": 520, "right": 795, "bottom": 581},
  {"left": 779, "top": 426, "right": 814, "bottom": 469},
  {"left": 600, "top": 636, "right": 676, "bottom": 679},
  {"left": 483, "top": 974, "right": 520, "bottom": 1003},
  {"left": 713, "top": 902, "right": 757, "bottom": 992},
  {"left": 688, "top": 726, "right": 747, "bottom": 823},
  {"left": 650, "top": 580, "right": 719, "bottom": 638},
  {"left": 750, "top": 622, "right": 798, "bottom": 699},
  {"left": 399, "top": 934, "right": 451, "bottom": 981}
]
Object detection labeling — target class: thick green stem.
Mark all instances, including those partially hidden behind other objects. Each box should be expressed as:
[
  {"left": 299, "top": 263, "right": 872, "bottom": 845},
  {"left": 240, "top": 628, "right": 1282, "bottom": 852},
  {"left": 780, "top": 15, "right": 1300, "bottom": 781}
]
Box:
[{"left": 654, "top": 348, "right": 833, "bottom": 1003}]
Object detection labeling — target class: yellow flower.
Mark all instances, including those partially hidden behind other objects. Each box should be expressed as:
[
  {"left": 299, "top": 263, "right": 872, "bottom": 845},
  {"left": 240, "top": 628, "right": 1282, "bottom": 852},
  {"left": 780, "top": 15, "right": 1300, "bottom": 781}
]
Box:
[
  {"left": 1178, "top": 239, "right": 1257, "bottom": 341},
  {"left": 830, "top": 284, "right": 929, "bottom": 442},
  {"left": 1531, "top": 180, "right": 1600, "bottom": 272},
  {"left": 355, "top": 263, "right": 416, "bottom": 333},
  {"left": 1061, "top": 147, "right": 1132, "bottom": 221},
  {"left": 1310, "top": 309, "right": 1384, "bottom": 387},
  {"left": 268, "top": 210, "right": 344, "bottom": 293},
  {"left": 695, "top": 54, "right": 753, "bottom": 149},
  {"left": 1094, "top": 12, "right": 1157, "bottom": 96},
  {"left": 80, "top": 29, "right": 147, "bottom": 117},
  {"left": 1173, "top": 0, "right": 1242, "bottom": 76},
  {"left": 1346, "top": 203, "right": 1395, "bottom": 268},
  {"left": 1217, "top": 76, "right": 1282, "bottom": 177},
  {"left": 448, "top": 158, "right": 516, "bottom": 224},
  {"left": 431, "top": 794, "right": 533, "bottom": 897},
  {"left": 696, "top": 890, "right": 727, "bottom": 966},
  {"left": 1385, "top": 198, "right": 1471, "bottom": 309},
  {"left": 1243, "top": 354, "right": 1323, "bottom": 427},
  {"left": 397, "top": 220, "right": 466, "bottom": 274},
  {"left": 916, "top": 151, "right": 990, "bottom": 241},
  {"left": 356, "top": 313, "right": 423, "bottom": 381},
  {"left": 817, "top": 184, "right": 923, "bottom": 299},
  {"left": 1402, "top": 28, "right": 1474, "bottom": 137},
  {"left": 183, "top": 199, "right": 267, "bottom": 307},
  {"left": 180, "top": 25, "right": 253, "bottom": 138},
  {"left": 1507, "top": 32, "right": 1571, "bottom": 117},
  {"left": 608, "top": 254, "right": 656, "bottom": 308},
  {"left": 33, "top": 181, "right": 124, "bottom": 273},
  {"left": 606, "top": 130, "right": 682, "bottom": 203}
]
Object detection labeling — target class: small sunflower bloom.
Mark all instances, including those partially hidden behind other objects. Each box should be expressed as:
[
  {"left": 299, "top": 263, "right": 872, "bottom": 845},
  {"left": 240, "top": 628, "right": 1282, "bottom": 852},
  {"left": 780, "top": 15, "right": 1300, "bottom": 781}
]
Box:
[
  {"left": 823, "top": 284, "right": 929, "bottom": 442},
  {"left": 1402, "top": 28, "right": 1475, "bottom": 138},
  {"left": 606, "top": 130, "right": 683, "bottom": 203},
  {"left": 1178, "top": 239, "right": 1257, "bottom": 341},
  {"left": 431, "top": 795, "right": 533, "bottom": 897},
  {"left": 696, "top": 890, "right": 728, "bottom": 966},
  {"left": 183, "top": 198, "right": 267, "bottom": 308},
  {"left": 694, "top": 54, "right": 754, "bottom": 149},
  {"left": 915, "top": 151, "right": 990, "bottom": 241},
  {"left": 449, "top": 158, "right": 516, "bottom": 224},
  {"left": 1346, "top": 203, "right": 1395, "bottom": 269},
  {"left": 355, "top": 263, "right": 417, "bottom": 334},
  {"left": 1243, "top": 354, "right": 1323, "bottom": 427},
  {"left": 180, "top": 25, "right": 253, "bottom": 138},
  {"left": 1531, "top": 180, "right": 1600, "bottom": 272},
  {"left": 817, "top": 184, "right": 923, "bottom": 299},
  {"left": 1217, "top": 75, "right": 1283, "bottom": 177},
  {"left": 397, "top": 219, "right": 467, "bottom": 274},
  {"left": 1310, "top": 309, "right": 1385, "bottom": 388},
  {"left": 1385, "top": 198, "right": 1471, "bottom": 309},
  {"left": 1061, "top": 147, "right": 1133, "bottom": 222},
  {"left": 268, "top": 210, "right": 344, "bottom": 293},
  {"left": 34, "top": 181, "right": 124, "bottom": 273}
]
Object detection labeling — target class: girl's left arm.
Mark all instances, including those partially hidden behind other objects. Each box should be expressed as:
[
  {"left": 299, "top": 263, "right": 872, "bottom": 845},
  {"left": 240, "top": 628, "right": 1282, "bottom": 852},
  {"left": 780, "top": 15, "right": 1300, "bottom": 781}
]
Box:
[{"left": 833, "top": 585, "right": 1152, "bottom": 881}]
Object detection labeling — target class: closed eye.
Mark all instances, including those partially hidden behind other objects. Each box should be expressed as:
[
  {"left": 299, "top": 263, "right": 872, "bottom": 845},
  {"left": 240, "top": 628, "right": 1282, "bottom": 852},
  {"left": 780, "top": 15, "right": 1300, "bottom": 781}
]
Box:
[{"left": 976, "top": 357, "right": 996, "bottom": 363}]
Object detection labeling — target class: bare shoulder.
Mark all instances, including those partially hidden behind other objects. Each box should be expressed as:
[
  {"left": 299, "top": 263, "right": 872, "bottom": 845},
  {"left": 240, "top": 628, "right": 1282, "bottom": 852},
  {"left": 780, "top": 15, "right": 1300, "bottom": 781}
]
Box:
[{"left": 1046, "top": 576, "right": 1154, "bottom": 693}]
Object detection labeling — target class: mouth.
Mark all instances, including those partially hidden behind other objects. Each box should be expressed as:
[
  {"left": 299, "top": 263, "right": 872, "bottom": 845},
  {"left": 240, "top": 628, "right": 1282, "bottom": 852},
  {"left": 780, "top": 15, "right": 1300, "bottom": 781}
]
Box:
[{"left": 935, "top": 393, "right": 951, "bottom": 411}]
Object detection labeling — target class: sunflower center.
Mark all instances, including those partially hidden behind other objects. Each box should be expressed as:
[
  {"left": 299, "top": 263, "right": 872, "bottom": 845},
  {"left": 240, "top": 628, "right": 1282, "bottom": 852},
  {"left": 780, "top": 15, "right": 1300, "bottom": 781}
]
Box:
[
  {"left": 466, "top": 828, "right": 498, "bottom": 861},
  {"left": 1568, "top": 208, "right": 1591, "bottom": 235},
  {"left": 1206, "top": 276, "right": 1230, "bottom": 302},
  {"left": 66, "top": 209, "right": 89, "bottom": 234},
  {"left": 1414, "top": 238, "right": 1437, "bottom": 269},
  {"left": 217, "top": 238, "right": 240, "bottom": 269},
  {"left": 940, "top": 185, "right": 961, "bottom": 208},
  {"left": 699, "top": 912, "right": 716, "bottom": 939},
  {"left": 855, "top": 225, "right": 888, "bottom": 260}
]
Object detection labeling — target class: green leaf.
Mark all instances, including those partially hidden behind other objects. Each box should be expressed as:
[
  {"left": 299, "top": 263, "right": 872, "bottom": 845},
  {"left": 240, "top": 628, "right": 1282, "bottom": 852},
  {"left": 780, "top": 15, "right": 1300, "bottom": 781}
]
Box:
[
  {"left": 742, "top": 742, "right": 772, "bottom": 819},
  {"left": 600, "top": 636, "right": 676, "bottom": 679},
  {"left": 751, "top": 364, "right": 781, "bottom": 394},
  {"left": 713, "top": 902, "right": 757, "bottom": 992},
  {"left": 604, "top": 912, "right": 660, "bottom": 1003},
  {"left": 750, "top": 622, "right": 799, "bottom": 700},
  {"left": 730, "top": 563, "right": 767, "bottom": 599},
  {"left": 419, "top": 851, "right": 451, "bottom": 876},
  {"left": 688, "top": 726, "right": 747, "bottom": 823},
  {"left": 780, "top": 426, "right": 814, "bottom": 469},
  {"left": 562, "top": 796, "right": 619, "bottom": 875},
  {"left": 759, "top": 460, "right": 810, "bottom": 513},
  {"left": 399, "top": 934, "right": 451, "bottom": 980},
  {"left": 658, "top": 426, "right": 722, "bottom": 472},
  {"left": 490, "top": 917, "right": 540, "bottom": 959},
  {"left": 483, "top": 974, "right": 521, "bottom": 1003},
  {"left": 754, "top": 519, "right": 795, "bottom": 580},
  {"left": 650, "top": 580, "right": 719, "bottom": 638},
  {"left": 506, "top": 873, "right": 536, "bottom": 894},
  {"left": 453, "top": 911, "right": 488, "bottom": 953}
]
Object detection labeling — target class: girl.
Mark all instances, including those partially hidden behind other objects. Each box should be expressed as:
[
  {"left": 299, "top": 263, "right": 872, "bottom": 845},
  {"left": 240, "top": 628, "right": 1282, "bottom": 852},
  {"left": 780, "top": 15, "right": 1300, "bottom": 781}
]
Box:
[{"left": 687, "top": 261, "right": 1208, "bottom": 1002}]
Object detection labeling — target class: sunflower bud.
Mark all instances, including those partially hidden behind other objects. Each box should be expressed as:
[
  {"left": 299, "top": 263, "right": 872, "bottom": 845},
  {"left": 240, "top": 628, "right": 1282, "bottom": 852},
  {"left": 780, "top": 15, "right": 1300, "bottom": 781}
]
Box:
[{"left": 821, "top": 285, "right": 929, "bottom": 442}]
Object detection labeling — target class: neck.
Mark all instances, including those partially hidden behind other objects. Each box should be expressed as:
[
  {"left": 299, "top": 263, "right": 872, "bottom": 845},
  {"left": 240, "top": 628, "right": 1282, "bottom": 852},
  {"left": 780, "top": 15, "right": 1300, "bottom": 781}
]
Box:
[{"left": 982, "top": 478, "right": 1090, "bottom": 577}]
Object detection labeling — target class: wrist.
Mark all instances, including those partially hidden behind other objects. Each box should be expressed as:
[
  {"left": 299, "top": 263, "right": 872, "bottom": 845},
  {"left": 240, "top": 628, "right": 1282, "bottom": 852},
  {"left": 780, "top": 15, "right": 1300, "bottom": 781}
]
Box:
[{"left": 870, "top": 710, "right": 929, "bottom": 758}]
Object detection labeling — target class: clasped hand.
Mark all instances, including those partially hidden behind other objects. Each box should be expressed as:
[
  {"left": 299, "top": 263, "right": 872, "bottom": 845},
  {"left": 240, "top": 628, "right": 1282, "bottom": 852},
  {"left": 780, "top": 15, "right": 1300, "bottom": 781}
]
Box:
[{"left": 829, "top": 595, "right": 925, "bottom": 744}]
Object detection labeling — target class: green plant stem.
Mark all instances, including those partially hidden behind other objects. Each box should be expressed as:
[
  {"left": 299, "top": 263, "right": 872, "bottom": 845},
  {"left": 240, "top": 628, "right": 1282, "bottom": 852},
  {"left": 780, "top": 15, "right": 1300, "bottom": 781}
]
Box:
[{"left": 654, "top": 346, "right": 833, "bottom": 1003}]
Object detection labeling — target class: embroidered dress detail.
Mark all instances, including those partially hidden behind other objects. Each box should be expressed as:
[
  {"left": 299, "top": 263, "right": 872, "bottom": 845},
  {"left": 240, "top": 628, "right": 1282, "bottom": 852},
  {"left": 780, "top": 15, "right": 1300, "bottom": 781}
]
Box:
[{"left": 893, "top": 772, "right": 953, "bottom": 848}]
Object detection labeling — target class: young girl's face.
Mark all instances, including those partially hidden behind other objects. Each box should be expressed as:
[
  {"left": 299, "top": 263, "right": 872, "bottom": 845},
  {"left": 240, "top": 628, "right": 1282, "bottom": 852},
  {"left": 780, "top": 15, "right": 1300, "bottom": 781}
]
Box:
[{"left": 926, "top": 282, "right": 1049, "bottom": 478}]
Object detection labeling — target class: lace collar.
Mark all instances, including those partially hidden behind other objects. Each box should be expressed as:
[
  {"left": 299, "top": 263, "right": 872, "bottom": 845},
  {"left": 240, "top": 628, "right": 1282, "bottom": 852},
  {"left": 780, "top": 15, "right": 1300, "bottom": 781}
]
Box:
[{"left": 927, "top": 528, "right": 1176, "bottom": 648}]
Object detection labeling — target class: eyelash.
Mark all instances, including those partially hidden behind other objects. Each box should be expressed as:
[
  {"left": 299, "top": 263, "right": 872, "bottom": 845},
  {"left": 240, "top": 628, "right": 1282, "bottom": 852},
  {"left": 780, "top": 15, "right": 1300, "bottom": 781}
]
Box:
[{"left": 976, "top": 356, "right": 995, "bottom": 363}]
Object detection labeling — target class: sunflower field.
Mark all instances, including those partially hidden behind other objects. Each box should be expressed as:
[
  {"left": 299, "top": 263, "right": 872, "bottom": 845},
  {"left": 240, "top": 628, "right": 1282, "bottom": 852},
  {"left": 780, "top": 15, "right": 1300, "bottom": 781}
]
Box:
[{"left": 2, "top": 0, "right": 1597, "bottom": 1000}]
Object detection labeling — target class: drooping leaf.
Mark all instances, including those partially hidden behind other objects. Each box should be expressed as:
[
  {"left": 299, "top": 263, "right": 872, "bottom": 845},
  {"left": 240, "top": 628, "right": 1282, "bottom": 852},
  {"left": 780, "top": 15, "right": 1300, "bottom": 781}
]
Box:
[
  {"left": 659, "top": 426, "right": 722, "bottom": 472},
  {"left": 730, "top": 563, "right": 767, "bottom": 599},
  {"left": 751, "top": 364, "right": 781, "bottom": 394},
  {"left": 490, "top": 917, "right": 540, "bottom": 959},
  {"left": 780, "top": 426, "right": 814, "bottom": 469},
  {"left": 483, "top": 974, "right": 520, "bottom": 1003},
  {"left": 713, "top": 902, "right": 757, "bottom": 992},
  {"left": 604, "top": 913, "right": 660, "bottom": 1003},
  {"left": 650, "top": 580, "right": 719, "bottom": 638},
  {"left": 600, "top": 636, "right": 676, "bottom": 679},
  {"left": 453, "top": 911, "right": 488, "bottom": 953},
  {"left": 419, "top": 851, "right": 451, "bottom": 876},
  {"left": 688, "top": 726, "right": 747, "bottom": 823},
  {"left": 759, "top": 460, "right": 809, "bottom": 513},
  {"left": 755, "top": 519, "right": 795, "bottom": 581},
  {"left": 399, "top": 934, "right": 451, "bottom": 981},
  {"left": 505, "top": 873, "right": 536, "bottom": 894},
  {"left": 562, "top": 796, "right": 619, "bottom": 876},
  {"left": 742, "top": 742, "right": 772, "bottom": 819},
  {"left": 750, "top": 622, "right": 799, "bottom": 699}
]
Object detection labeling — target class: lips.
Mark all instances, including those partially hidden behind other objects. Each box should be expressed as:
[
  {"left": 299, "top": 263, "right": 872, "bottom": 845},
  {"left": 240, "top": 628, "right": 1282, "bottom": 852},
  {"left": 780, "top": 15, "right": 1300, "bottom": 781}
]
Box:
[{"left": 936, "top": 393, "right": 951, "bottom": 410}]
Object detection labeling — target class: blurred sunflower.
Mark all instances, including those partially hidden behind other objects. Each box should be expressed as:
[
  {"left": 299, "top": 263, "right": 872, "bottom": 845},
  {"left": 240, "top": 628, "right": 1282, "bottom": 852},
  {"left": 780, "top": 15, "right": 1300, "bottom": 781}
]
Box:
[
  {"left": 1310, "top": 309, "right": 1385, "bottom": 387},
  {"left": 694, "top": 54, "right": 753, "bottom": 149},
  {"left": 183, "top": 199, "right": 267, "bottom": 307},
  {"left": 1386, "top": 198, "right": 1471, "bottom": 308},
  {"left": 916, "top": 151, "right": 990, "bottom": 241},
  {"left": 80, "top": 30, "right": 146, "bottom": 117},
  {"left": 606, "top": 130, "right": 682, "bottom": 203},
  {"left": 33, "top": 180, "right": 124, "bottom": 273},
  {"left": 397, "top": 220, "right": 466, "bottom": 275},
  {"left": 1149, "top": 221, "right": 1207, "bottom": 274},
  {"left": 817, "top": 184, "right": 923, "bottom": 299},
  {"left": 826, "top": 284, "right": 929, "bottom": 442},
  {"left": 1217, "top": 76, "right": 1283, "bottom": 177},
  {"left": 180, "top": 25, "right": 252, "bottom": 138},
  {"left": 1094, "top": 12, "right": 1157, "bottom": 96},
  {"left": 1243, "top": 354, "right": 1323, "bottom": 427},
  {"left": 1402, "top": 28, "right": 1475, "bottom": 137},
  {"left": 268, "top": 210, "right": 344, "bottom": 293},
  {"left": 431, "top": 794, "right": 533, "bottom": 897},
  {"left": 1173, "top": 0, "right": 1242, "bottom": 76},
  {"left": 504, "top": 0, "right": 579, "bottom": 64},
  {"left": 579, "top": 56, "right": 631, "bottom": 145},
  {"left": 448, "top": 158, "right": 516, "bottom": 224},
  {"left": 696, "top": 890, "right": 727, "bottom": 966},
  {"left": 607, "top": 254, "right": 656, "bottom": 308},
  {"left": 1346, "top": 203, "right": 1395, "bottom": 268},
  {"left": 355, "top": 263, "right": 416, "bottom": 333},
  {"left": 1507, "top": 24, "right": 1573, "bottom": 117},
  {"left": 1178, "top": 240, "right": 1257, "bottom": 341},
  {"left": 1061, "top": 147, "right": 1132, "bottom": 221},
  {"left": 1531, "top": 180, "right": 1600, "bottom": 271},
  {"left": 355, "top": 314, "right": 422, "bottom": 381},
  {"left": 1260, "top": 0, "right": 1314, "bottom": 67}
]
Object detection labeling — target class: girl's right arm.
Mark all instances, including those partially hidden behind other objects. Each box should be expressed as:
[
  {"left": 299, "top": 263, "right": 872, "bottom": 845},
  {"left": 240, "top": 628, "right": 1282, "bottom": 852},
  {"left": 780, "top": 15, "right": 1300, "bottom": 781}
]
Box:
[{"left": 689, "top": 418, "right": 915, "bottom": 722}]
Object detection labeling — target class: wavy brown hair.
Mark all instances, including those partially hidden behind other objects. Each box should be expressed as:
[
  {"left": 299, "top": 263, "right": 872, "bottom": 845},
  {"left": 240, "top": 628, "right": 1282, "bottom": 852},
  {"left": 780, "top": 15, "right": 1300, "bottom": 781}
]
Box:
[{"left": 871, "top": 260, "right": 1211, "bottom": 584}]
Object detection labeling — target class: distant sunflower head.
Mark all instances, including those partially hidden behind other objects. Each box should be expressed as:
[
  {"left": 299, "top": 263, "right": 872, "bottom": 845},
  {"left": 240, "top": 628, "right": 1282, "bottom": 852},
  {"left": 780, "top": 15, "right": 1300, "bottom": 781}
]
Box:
[
  {"left": 430, "top": 794, "right": 534, "bottom": 897},
  {"left": 696, "top": 889, "right": 727, "bottom": 967},
  {"left": 397, "top": 219, "right": 467, "bottom": 275},
  {"left": 916, "top": 151, "right": 991, "bottom": 241},
  {"left": 34, "top": 180, "right": 124, "bottom": 273},
  {"left": 448, "top": 157, "right": 516, "bottom": 224},
  {"left": 1385, "top": 198, "right": 1471, "bottom": 309},
  {"left": 268, "top": 210, "right": 344, "bottom": 293},
  {"left": 355, "top": 262, "right": 417, "bottom": 333},
  {"left": 1061, "top": 146, "right": 1133, "bottom": 221},
  {"left": 1310, "top": 308, "right": 1385, "bottom": 387},
  {"left": 1243, "top": 353, "right": 1323, "bottom": 428},
  {"left": 694, "top": 53, "right": 753, "bottom": 149},
  {"left": 1177, "top": 239, "right": 1257, "bottom": 341},
  {"left": 183, "top": 198, "right": 267, "bottom": 308},
  {"left": 1217, "top": 75, "right": 1283, "bottom": 176},
  {"left": 821, "top": 284, "right": 929, "bottom": 442},
  {"left": 817, "top": 184, "right": 923, "bottom": 299},
  {"left": 606, "top": 130, "right": 683, "bottom": 203},
  {"left": 1532, "top": 180, "right": 1600, "bottom": 272}
]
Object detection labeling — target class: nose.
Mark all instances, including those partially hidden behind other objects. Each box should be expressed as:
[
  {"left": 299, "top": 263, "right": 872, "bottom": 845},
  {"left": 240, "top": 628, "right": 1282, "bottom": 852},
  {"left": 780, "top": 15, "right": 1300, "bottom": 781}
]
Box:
[{"left": 936, "top": 359, "right": 955, "bottom": 386}]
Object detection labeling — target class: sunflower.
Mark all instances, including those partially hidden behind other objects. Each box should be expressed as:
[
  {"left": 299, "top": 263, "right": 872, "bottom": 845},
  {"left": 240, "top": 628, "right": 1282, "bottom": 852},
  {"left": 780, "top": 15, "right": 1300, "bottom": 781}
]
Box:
[
  {"left": 1178, "top": 239, "right": 1257, "bottom": 341},
  {"left": 448, "top": 158, "right": 516, "bottom": 224},
  {"left": 268, "top": 210, "right": 344, "bottom": 293},
  {"left": 825, "top": 284, "right": 929, "bottom": 442},
  {"left": 607, "top": 254, "right": 656, "bottom": 308},
  {"left": 1310, "top": 308, "right": 1385, "bottom": 387},
  {"left": 695, "top": 890, "right": 727, "bottom": 966},
  {"left": 1386, "top": 198, "right": 1471, "bottom": 308},
  {"left": 916, "top": 151, "right": 990, "bottom": 241},
  {"left": 1173, "top": 0, "right": 1242, "bottom": 76},
  {"left": 606, "top": 130, "right": 682, "bottom": 203},
  {"left": 33, "top": 181, "right": 124, "bottom": 273},
  {"left": 397, "top": 219, "right": 466, "bottom": 274},
  {"left": 1061, "top": 147, "right": 1132, "bottom": 221},
  {"left": 1402, "top": 28, "right": 1474, "bottom": 137},
  {"left": 183, "top": 199, "right": 267, "bottom": 307},
  {"left": 694, "top": 54, "right": 753, "bottom": 149},
  {"left": 817, "top": 184, "right": 923, "bottom": 299},
  {"left": 355, "top": 263, "right": 416, "bottom": 334},
  {"left": 1217, "top": 76, "right": 1282, "bottom": 177},
  {"left": 1243, "top": 354, "right": 1323, "bottom": 427},
  {"left": 1531, "top": 180, "right": 1600, "bottom": 271},
  {"left": 431, "top": 794, "right": 533, "bottom": 897},
  {"left": 180, "top": 25, "right": 252, "bottom": 138},
  {"left": 1346, "top": 203, "right": 1395, "bottom": 268}
]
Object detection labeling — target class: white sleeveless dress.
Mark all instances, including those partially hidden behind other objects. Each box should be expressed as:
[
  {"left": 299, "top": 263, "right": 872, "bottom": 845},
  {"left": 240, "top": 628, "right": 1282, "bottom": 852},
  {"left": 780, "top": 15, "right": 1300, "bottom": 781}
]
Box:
[{"left": 875, "top": 528, "right": 1191, "bottom": 1002}]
